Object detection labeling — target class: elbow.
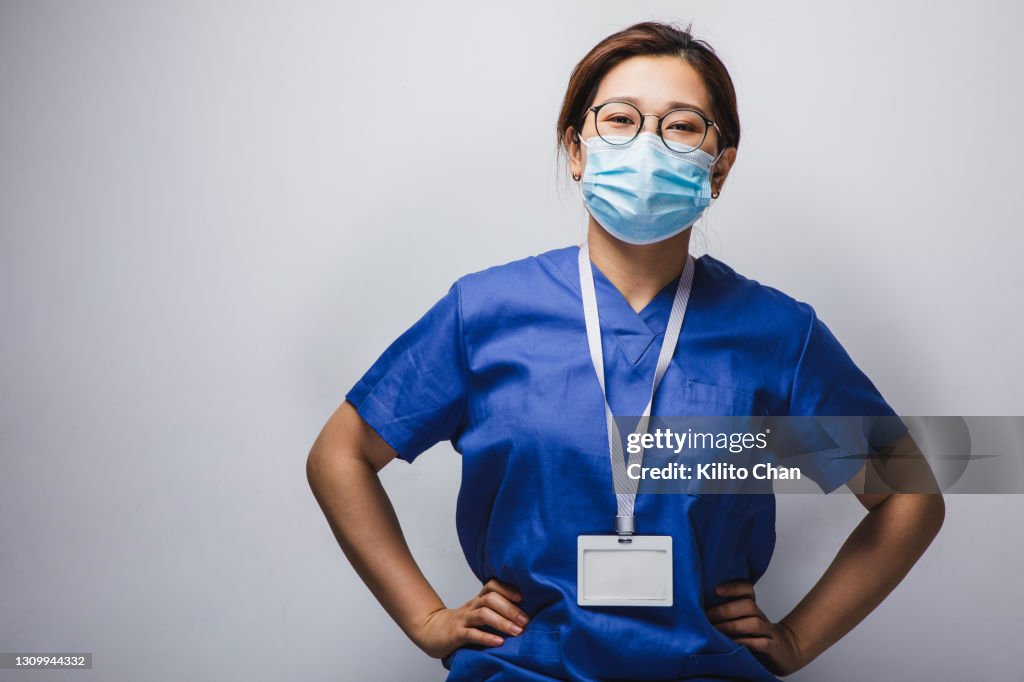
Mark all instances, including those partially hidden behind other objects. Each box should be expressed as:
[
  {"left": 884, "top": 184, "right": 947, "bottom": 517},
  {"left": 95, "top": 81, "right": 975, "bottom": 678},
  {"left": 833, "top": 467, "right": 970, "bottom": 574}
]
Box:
[
  {"left": 913, "top": 492, "right": 945, "bottom": 543},
  {"left": 928, "top": 492, "right": 945, "bottom": 537},
  {"left": 878, "top": 491, "right": 945, "bottom": 544},
  {"left": 306, "top": 441, "right": 326, "bottom": 495},
  {"left": 306, "top": 431, "right": 337, "bottom": 495},
  {"left": 305, "top": 417, "right": 374, "bottom": 497},
  {"left": 305, "top": 445, "right": 319, "bottom": 487}
]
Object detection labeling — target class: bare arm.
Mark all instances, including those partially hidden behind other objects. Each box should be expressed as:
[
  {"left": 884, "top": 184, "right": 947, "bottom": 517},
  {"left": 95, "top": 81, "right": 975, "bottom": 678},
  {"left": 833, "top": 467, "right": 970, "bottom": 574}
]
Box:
[
  {"left": 708, "top": 432, "right": 945, "bottom": 675},
  {"left": 305, "top": 400, "right": 530, "bottom": 659},
  {"left": 777, "top": 487, "right": 945, "bottom": 667}
]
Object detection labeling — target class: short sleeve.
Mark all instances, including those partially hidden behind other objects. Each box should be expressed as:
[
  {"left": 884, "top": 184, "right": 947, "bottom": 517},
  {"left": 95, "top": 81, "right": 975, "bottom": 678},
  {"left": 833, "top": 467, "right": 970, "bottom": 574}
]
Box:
[
  {"left": 785, "top": 305, "right": 908, "bottom": 493},
  {"left": 345, "top": 281, "right": 469, "bottom": 463}
]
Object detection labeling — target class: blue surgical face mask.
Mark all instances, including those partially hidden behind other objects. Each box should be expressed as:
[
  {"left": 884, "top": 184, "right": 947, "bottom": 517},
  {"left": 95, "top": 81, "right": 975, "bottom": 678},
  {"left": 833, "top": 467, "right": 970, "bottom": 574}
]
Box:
[{"left": 578, "top": 132, "right": 724, "bottom": 245}]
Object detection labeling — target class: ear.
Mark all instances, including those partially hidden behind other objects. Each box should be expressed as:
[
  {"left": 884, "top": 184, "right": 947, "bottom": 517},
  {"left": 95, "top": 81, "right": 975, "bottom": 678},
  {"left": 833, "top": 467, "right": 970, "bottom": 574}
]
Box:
[
  {"left": 710, "top": 146, "right": 738, "bottom": 196},
  {"left": 565, "top": 126, "right": 583, "bottom": 180}
]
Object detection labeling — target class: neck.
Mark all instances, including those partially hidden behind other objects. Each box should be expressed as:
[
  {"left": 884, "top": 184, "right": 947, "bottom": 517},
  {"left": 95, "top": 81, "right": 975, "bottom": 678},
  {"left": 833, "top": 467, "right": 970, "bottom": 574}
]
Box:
[{"left": 585, "top": 220, "right": 691, "bottom": 313}]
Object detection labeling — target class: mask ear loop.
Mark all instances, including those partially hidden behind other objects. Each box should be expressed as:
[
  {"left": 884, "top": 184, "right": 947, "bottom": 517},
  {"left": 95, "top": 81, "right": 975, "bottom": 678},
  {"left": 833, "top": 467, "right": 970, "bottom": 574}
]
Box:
[
  {"left": 690, "top": 146, "right": 728, "bottom": 255},
  {"left": 709, "top": 146, "right": 727, "bottom": 200},
  {"left": 574, "top": 132, "right": 591, "bottom": 241},
  {"left": 571, "top": 129, "right": 589, "bottom": 182}
]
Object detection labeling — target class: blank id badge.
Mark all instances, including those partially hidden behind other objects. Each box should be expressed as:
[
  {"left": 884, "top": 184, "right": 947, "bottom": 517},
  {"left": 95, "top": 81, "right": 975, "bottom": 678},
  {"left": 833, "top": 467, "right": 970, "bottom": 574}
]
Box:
[{"left": 577, "top": 535, "right": 673, "bottom": 606}]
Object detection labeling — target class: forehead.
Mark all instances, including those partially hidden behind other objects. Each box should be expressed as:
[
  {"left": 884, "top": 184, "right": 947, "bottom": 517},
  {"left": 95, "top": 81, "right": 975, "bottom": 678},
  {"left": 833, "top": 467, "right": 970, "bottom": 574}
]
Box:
[{"left": 592, "top": 55, "right": 711, "bottom": 114}]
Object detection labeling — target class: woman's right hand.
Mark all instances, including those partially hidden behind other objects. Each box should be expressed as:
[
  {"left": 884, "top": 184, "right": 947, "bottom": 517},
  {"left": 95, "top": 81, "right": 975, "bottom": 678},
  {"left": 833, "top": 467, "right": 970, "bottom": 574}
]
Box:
[{"left": 411, "top": 578, "right": 531, "bottom": 659}]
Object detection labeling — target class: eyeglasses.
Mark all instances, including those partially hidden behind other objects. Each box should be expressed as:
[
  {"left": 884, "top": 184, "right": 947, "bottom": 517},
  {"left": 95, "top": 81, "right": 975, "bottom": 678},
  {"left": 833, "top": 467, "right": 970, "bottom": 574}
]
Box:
[{"left": 582, "top": 100, "right": 720, "bottom": 153}]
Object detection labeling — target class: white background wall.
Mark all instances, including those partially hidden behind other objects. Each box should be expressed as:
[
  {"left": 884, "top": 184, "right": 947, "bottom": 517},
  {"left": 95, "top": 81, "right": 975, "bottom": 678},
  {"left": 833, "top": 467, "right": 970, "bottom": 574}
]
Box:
[{"left": 2, "top": 1, "right": 1022, "bottom": 680}]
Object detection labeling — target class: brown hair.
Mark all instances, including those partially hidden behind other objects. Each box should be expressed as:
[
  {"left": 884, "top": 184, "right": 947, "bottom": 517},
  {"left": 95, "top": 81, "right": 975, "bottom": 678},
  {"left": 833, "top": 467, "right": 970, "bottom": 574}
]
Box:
[{"left": 556, "top": 21, "right": 740, "bottom": 177}]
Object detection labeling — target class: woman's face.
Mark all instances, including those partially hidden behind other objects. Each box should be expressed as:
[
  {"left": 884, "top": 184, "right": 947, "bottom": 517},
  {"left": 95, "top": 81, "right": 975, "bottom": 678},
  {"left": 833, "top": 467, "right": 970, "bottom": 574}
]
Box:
[{"left": 567, "top": 55, "right": 736, "bottom": 195}]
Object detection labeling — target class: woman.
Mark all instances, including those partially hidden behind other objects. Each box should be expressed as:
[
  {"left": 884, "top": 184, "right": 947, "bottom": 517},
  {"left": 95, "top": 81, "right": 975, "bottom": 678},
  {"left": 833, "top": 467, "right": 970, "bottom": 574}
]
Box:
[{"left": 307, "top": 21, "right": 945, "bottom": 681}]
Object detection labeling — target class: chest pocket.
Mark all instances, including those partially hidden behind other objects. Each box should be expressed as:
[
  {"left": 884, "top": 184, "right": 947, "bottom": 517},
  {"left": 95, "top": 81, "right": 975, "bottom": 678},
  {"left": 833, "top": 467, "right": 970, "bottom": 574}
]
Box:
[
  {"left": 682, "top": 378, "right": 769, "bottom": 417},
  {"left": 672, "top": 378, "right": 774, "bottom": 498}
]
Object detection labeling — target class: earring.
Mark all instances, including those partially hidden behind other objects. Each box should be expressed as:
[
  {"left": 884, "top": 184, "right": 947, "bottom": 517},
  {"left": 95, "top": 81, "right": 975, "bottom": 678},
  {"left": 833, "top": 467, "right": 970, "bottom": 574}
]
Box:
[
  {"left": 711, "top": 190, "right": 720, "bottom": 199},
  {"left": 572, "top": 172, "right": 581, "bottom": 181}
]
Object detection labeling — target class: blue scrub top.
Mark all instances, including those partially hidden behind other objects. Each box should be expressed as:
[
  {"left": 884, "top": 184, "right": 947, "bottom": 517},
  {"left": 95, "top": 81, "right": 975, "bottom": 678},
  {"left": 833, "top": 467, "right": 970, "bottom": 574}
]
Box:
[{"left": 346, "top": 245, "right": 902, "bottom": 681}]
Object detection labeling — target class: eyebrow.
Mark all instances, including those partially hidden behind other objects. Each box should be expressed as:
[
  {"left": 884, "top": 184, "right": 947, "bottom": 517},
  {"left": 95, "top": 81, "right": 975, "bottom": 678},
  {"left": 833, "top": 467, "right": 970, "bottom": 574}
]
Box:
[{"left": 596, "top": 95, "right": 711, "bottom": 120}]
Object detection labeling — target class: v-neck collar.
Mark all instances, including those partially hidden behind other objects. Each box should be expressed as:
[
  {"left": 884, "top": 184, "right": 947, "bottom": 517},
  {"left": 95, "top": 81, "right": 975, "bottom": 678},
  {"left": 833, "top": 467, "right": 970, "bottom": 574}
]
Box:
[{"left": 547, "top": 245, "right": 694, "bottom": 365}]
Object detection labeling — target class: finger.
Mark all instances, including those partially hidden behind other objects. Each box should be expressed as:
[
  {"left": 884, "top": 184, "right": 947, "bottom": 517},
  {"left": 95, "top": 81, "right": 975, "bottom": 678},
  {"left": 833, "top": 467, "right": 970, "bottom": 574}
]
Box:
[
  {"left": 734, "top": 637, "right": 772, "bottom": 654},
  {"left": 466, "top": 605, "right": 525, "bottom": 637},
  {"left": 705, "top": 597, "right": 760, "bottom": 623},
  {"left": 714, "top": 615, "right": 770, "bottom": 638},
  {"left": 468, "top": 606, "right": 524, "bottom": 638},
  {"left": 479, "top": 590, "right": 530, "bottom": 627},
  {"left": 482, "top": 578, "right": 523, "bottom": 603},
  {"left": 714, "top": 580, "right": 755, "bottom": 599},
  {"left": 460, "top": 626, "right": 504, "bottom": 648}
]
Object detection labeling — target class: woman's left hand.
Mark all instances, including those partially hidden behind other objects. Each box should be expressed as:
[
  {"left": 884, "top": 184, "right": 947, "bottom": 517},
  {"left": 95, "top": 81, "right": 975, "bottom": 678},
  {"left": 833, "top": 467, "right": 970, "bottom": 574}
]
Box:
[{"left": 705, "top": 580, "right": 807, "bottom": 676}]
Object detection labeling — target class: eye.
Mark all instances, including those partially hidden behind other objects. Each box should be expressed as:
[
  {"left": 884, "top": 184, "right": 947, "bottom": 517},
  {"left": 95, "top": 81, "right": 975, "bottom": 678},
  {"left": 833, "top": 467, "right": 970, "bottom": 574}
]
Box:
[{"left": 606, "top": 114, "right": 636, "bottom": 125}]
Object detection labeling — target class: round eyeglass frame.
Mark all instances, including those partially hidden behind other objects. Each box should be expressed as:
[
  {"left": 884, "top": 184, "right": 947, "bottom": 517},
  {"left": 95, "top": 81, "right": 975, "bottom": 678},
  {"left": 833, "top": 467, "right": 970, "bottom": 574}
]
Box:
[{"left": 581, "top": 100, "right": 720, "bottom": 153}]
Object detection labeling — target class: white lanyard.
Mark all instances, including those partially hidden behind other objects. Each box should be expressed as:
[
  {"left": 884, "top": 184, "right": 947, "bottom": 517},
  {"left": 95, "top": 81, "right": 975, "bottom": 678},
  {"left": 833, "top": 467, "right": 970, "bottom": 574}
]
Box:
[{"left": 577, "top": 241, "right": 695, "bottom": 534}]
